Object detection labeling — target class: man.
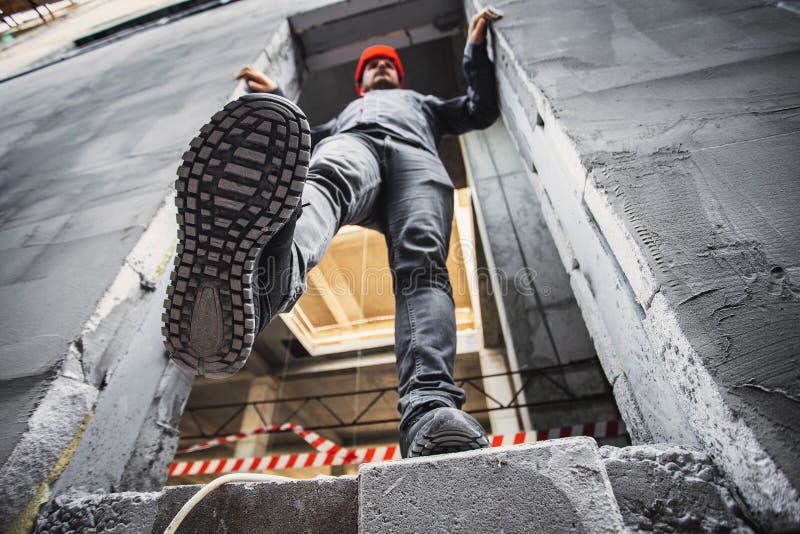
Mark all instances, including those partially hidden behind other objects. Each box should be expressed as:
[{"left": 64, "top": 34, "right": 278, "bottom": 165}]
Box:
[{"left": 163, "top": 8, "right": 501, "bottom": 458}]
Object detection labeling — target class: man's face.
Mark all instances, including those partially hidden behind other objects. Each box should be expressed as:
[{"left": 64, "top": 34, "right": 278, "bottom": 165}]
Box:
[{"left": 360, "top": 56, "right": 400, "bottom": 92}]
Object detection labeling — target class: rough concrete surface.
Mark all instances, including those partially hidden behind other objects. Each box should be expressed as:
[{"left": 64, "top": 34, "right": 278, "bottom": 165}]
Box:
[
  {"left": 36, "top": 476, "right": 358, "bottom": 534},
  {"left": 601, "top": 444, "right": 752, "bottom": 533},
  {"left": 36, "top": 490, "right": 160, "bottom": 533},
  {"left": 0, "top": 0, "right": 330, "bottom": 528},
  {"left": 485, "top": 4, "right": 698, "bottom": 449},
  {"left": 50, "top": 272, "right": 182, "bottom": 496},
  {"left": 359, "top": 436, "right": 624, "bottom": 533},
  {"left": 478, "top": 0, "right": 800, "bottom": 528}
]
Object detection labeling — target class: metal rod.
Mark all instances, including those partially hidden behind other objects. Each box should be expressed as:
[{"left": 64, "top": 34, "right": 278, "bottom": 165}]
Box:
[
  {"left": 180, "top": 394, "right": 614, "bottom": 440},
  {"left": 279, "top": 398, "right": 310, "bottom": 425},
  {"left": 187, "top": 410, "right": 207, "bottom": 438},
  {"left": 351, "top": 391, "right": 385, "bottom": 424},
  {"left": 185, "top": 358, "right": 598, "bottom": 411},
  {"left": 540, "top": 372, "right": 577, "bottom": 400},
  {"left": 506, "top": 370, "right": 535, "bottom": 407},
  {"left": 252, "top": 404, "right": 269, "bottom": 426},
  {"left": 315, "top": 397, "right": 346, "bottom": 425},
  {"left": 462, "top": 379, "right": 505, "bottom": 409},
  {"left": 211, "top": 405, "right": 245, "bottom": 437}
]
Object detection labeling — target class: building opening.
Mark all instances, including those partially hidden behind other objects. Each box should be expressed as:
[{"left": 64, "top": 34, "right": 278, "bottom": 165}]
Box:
[{"left": 168, "top": 0, "right": 627, "bottom": 485}]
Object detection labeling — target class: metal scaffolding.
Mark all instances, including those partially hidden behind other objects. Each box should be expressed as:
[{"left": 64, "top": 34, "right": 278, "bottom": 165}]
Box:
[{"left": 180, "top": 358, "right": 613, "bottom": 440}]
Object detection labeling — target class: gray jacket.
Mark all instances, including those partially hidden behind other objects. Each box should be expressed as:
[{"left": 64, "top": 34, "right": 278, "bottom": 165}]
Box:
[{"left": 274, "top": 42, "right": 499, "bottom": 155}]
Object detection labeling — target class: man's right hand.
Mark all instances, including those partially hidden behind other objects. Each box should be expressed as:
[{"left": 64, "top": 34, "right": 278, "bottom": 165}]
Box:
[{"left": 237, "top": 66, "right": 278, "bottom": 92}]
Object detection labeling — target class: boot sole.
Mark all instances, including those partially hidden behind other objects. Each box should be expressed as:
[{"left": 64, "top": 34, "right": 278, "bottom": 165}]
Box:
[
  {"left": 162, "top": 94, "right": 310, "bottom": 378},
  {"left": 409, "top": 428, "right": 491, "bottom": 456}
]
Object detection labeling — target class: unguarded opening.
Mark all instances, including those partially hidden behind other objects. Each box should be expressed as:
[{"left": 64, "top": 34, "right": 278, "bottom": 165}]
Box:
[{"left": 168, "top": 0, "right": 626, "bottom": 486}]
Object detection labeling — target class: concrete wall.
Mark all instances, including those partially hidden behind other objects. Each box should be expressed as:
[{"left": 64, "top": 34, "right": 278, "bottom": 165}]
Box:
[
  {"left": 472, "top": 0, "right": 800, "bottom": 528},
  {"left": 0, "top": 0, "right": 325, "bottom": 529}
]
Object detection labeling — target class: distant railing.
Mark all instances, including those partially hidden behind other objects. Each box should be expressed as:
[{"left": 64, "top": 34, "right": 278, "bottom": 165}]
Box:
[{"left": 180, "top": 357, "right": 613, "bottom": 440}]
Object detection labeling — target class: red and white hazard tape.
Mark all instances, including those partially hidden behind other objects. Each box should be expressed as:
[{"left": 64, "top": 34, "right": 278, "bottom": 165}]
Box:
[
  {"left": 177, "top": 423, "right": 346, "bottom": 457},
  {"left": 169, "top": 420, "right": 625, "bottom": 477}
]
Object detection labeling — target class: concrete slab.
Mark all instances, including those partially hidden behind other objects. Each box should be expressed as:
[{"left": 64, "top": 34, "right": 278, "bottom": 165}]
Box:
[
  {"left": 601, "top": 444, "right": 753, "bottom": 532},
  {"left": 36, "top": 475, "right": 358, "bottom": 533},
  {"left": 358, "top": 436, "right": 624, "bottom": 533}
]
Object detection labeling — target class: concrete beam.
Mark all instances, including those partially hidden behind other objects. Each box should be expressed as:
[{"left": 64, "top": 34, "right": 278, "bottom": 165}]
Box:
[
  {"left": 469, "top": 0, "right": 800, "bottom": 527},
  {"left": 291, "top": 0, "right": 462, "bottom": 56},
  {"left": 233, "top": 19, "right": 304, "bottom": 102},
  {"left": 234, "top": 377, "right": 279, "bottom": 459},
  {"left": 119, "top": 362, "right": 193, "bottom": 492},
  {"left": 304, "top": 24, "right": 461, "bottom": 71},
  {"left": 280, "top": 351, "right": 397, "bottom": 378},
  {"left": 51, "top": 268, "right": 184, "bottom": 495}
]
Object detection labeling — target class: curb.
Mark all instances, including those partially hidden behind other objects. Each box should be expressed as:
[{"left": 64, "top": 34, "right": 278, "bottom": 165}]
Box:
[
  {"left": 74, "top": 0, "right": 240, "bottom": 47},
  {"left": 0, "top": 0, "right": 241, "bottom": 85}
]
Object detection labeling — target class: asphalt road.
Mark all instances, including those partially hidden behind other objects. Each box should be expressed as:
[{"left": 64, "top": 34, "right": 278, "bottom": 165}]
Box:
[{"left": 0, "top": 0, "right": 325, "bottom": 467}]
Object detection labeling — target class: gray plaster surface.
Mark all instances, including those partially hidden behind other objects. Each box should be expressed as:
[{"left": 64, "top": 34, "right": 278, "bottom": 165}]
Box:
[
  {"left": 36, "top": 475, "right": 358, "bottom": 533},
  {"left": 49, "top": 266, "right": 188, "bottom": 497},
  {"left": 119, "top": 361, "right": 193, "bottom": 493},
  {"left": 0, "top": 0, "right": 330, "bottom": 527},
  {"left": 358, "top": 436, "right": 624, "bottom": 533},
  {"left": 600, "top": 444, "right": 752, "bottom": 533},
  {"left": 481, "top": 0, "right": 800, "bottom": 527}
]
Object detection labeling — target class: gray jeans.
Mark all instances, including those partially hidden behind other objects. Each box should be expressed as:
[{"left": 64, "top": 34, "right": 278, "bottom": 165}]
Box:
[{"left": 275, "top": 130, "right": 466, "bottom": 425}]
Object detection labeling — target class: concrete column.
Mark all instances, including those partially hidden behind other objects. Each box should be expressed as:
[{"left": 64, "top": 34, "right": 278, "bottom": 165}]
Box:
[
  {"left": 477, "top": 348, "right": 520, "bottom": 435},
  {"left": 234, "top": 376, "right": 279, "bottom": 458}
]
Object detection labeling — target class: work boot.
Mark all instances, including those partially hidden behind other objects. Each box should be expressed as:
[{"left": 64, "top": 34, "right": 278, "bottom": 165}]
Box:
[
  {"left": 254, "top": 204, "right": 300, "bottom": 331},
  {"left": 399, "top": 406, "right": 491, "bottom": 458},
  {"left": 162, "top": 93, "right": 310, "bottom": 379}
]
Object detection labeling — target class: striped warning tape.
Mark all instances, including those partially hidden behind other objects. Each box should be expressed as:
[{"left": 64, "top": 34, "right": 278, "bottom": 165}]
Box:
[
  {"left": 169, "top": 420, "right": 625, "bottom": 476},
  {"left": 177, "top": 423, "right": 346, "bottom": 457},
  {"left": 169, "top": 445, "right": 393, "bottom": 477},
  {"left": 178, "top": 419, "right": 624, "bottom": 456}
]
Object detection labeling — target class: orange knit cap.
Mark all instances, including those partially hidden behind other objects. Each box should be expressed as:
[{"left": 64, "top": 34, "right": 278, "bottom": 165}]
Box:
[{"left": 354, "top": 45, "right": 404, "bottom": 95}]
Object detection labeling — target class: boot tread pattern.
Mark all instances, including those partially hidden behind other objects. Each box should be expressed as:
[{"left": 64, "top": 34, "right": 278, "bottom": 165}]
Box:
[
  {"left": 162, "top": 94, "right": 310, "bottom": 378},
  {"left": 410, "top": 428, "right": 491, "bottom": 456}
]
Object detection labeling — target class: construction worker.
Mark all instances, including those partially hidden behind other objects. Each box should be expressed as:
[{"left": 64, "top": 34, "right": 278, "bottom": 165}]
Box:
[{"left": 163, "top": 8, "right": 502, "bottom": 458}]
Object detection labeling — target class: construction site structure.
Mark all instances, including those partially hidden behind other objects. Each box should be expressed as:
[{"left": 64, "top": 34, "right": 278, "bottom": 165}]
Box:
[{"left": 0, "top": 0, "right": 797, "bottom": 532}]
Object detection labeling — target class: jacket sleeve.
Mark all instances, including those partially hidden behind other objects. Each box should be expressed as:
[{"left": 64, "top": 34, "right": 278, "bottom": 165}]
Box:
[
  {"left": 310, "top": 118, "right": 336, "bottom": 150},
  {"left": 428, "top": 41, "right": 500, "bottom": 135}
]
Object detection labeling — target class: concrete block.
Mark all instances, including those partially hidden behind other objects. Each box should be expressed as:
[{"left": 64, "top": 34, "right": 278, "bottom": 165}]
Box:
[
  {"left": 36, "top": 490, "right": 160, "bottom": 534},
  {"left": 37, "top": 475, "right": 358, "bottom": 534},
  {"left": 600, "top": 444, "right": 752, "bottom": 533},
  {"left": 359, "top": 436, "right": 624, "bottom": 533}
]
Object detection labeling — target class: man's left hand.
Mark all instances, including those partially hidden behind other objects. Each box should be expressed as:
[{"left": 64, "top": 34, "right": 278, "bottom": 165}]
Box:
[
  {"left": 237, "top": 66, "right": 278, "bottom": 93},
  {"left": 468, "top": 6, "right": 503, "bottom": 45}
]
